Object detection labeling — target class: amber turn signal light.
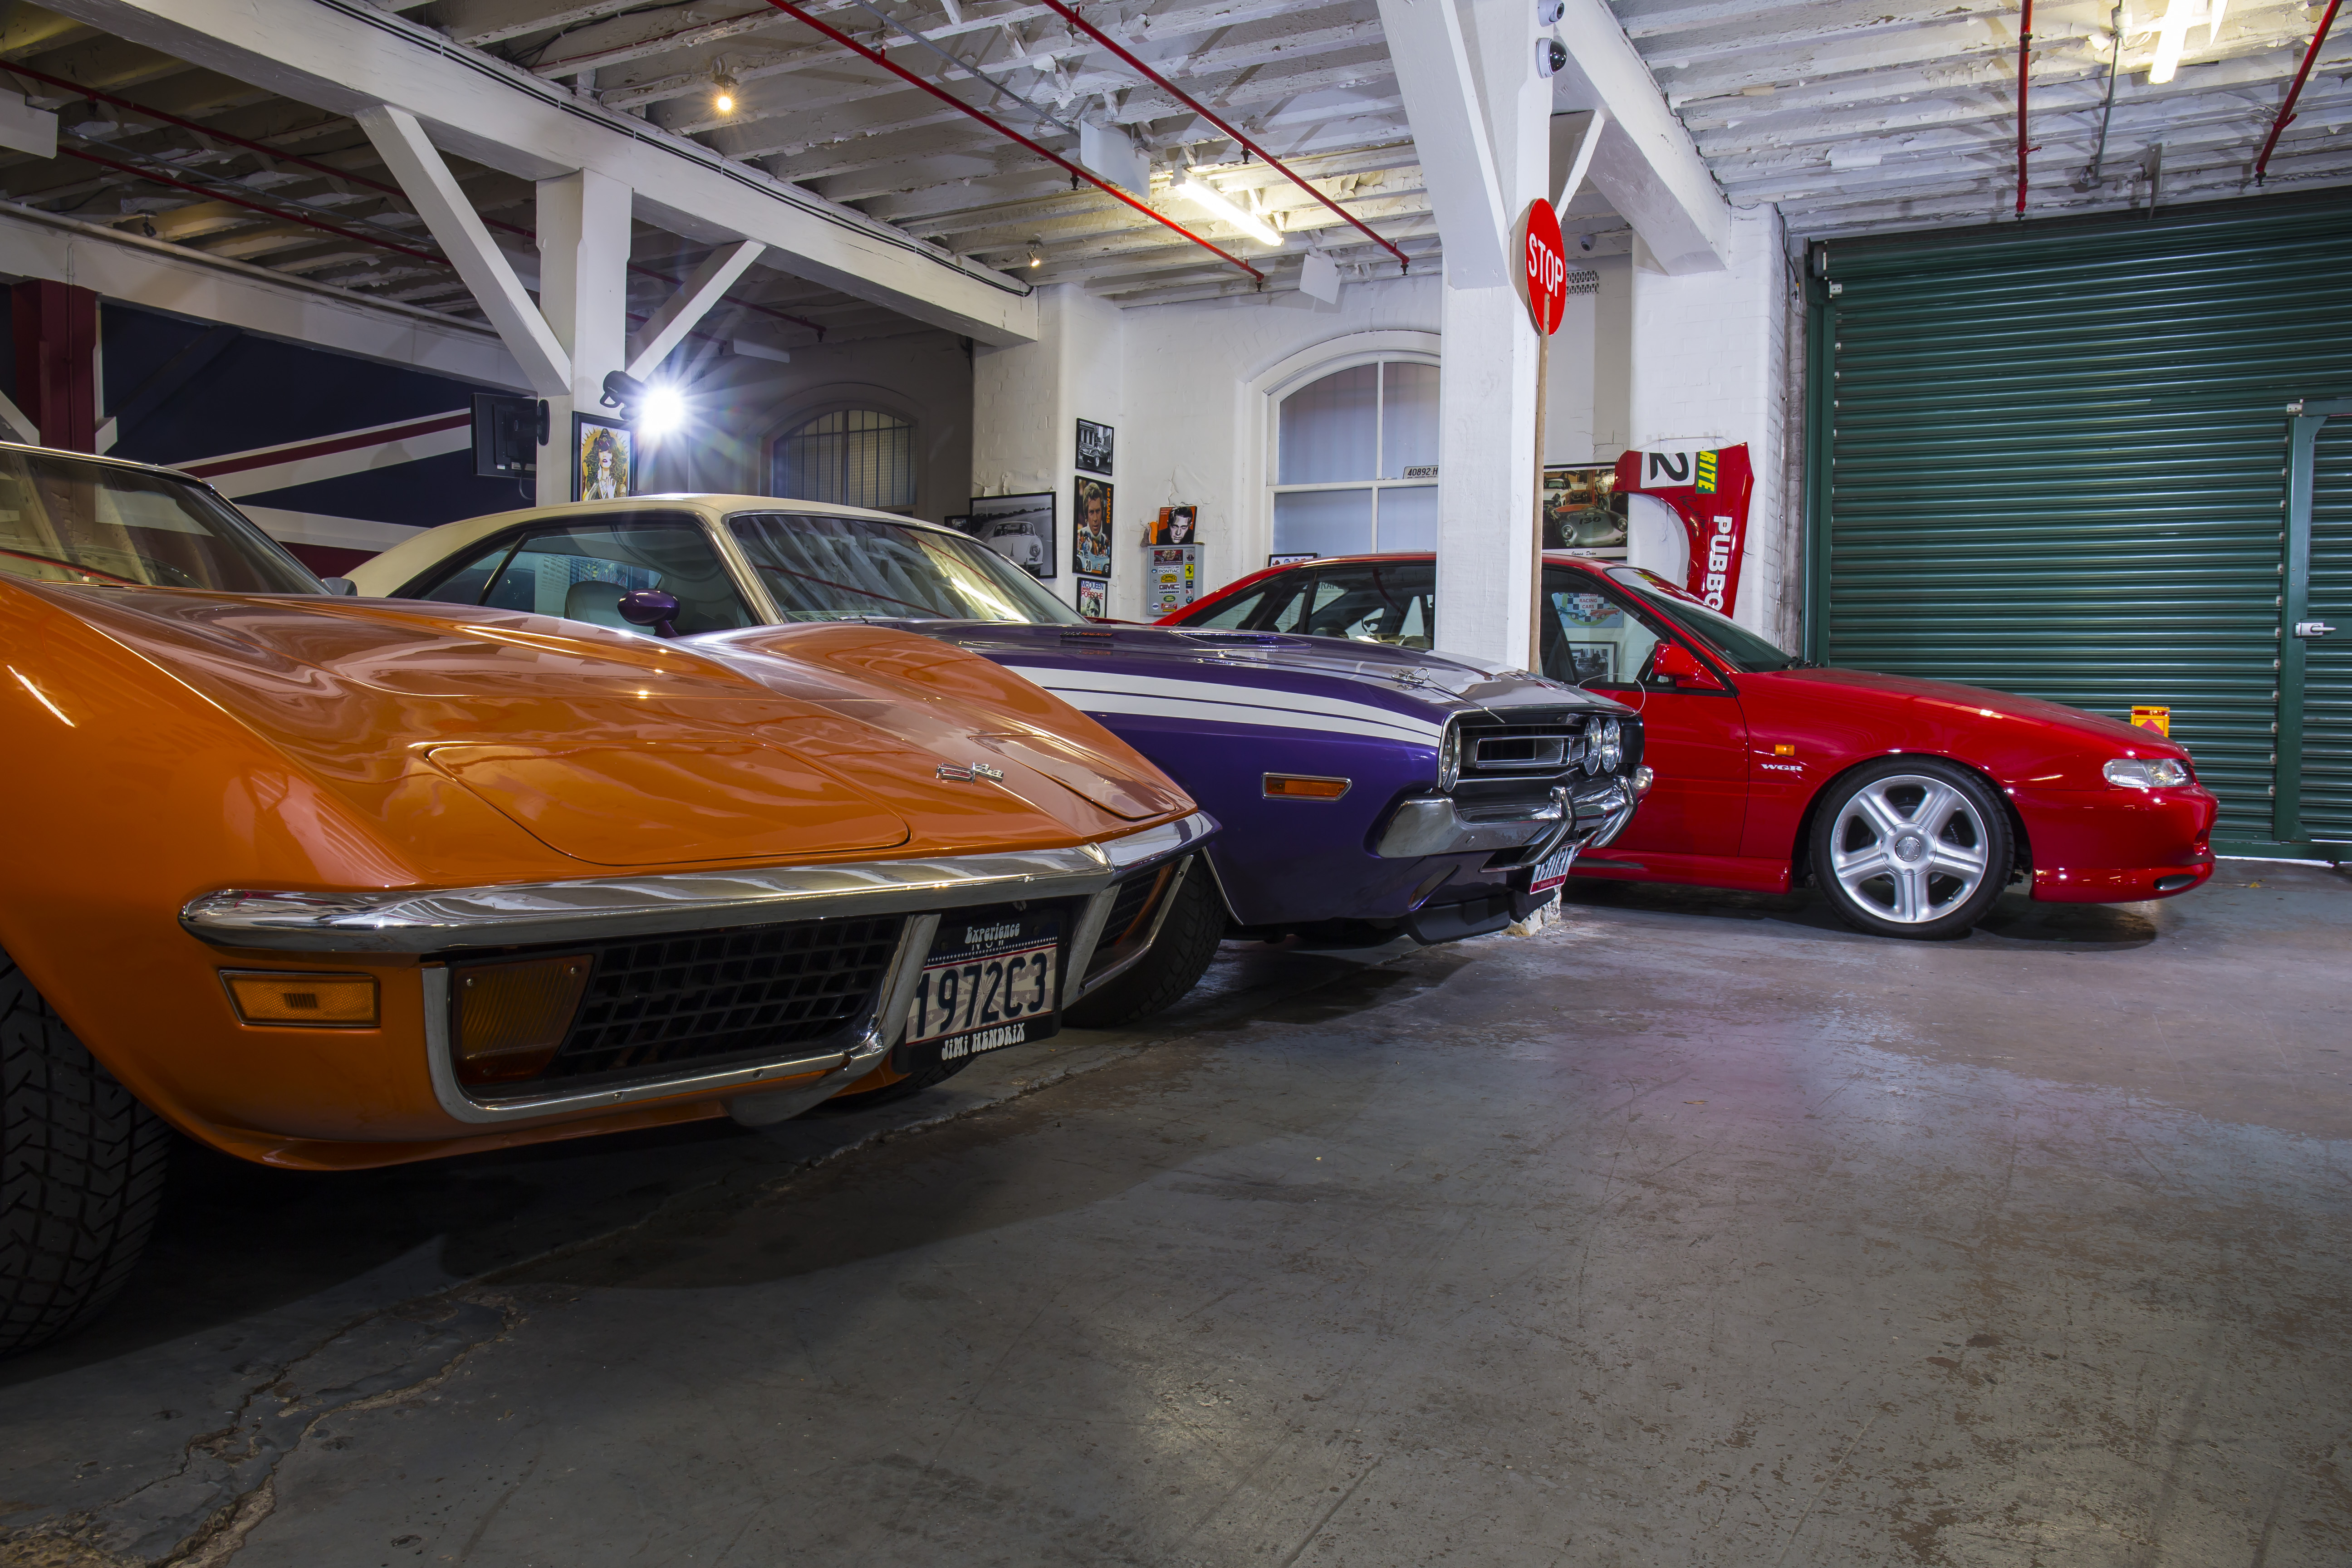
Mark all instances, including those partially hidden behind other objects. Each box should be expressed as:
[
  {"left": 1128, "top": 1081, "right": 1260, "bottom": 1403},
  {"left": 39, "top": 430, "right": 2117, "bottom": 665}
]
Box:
[
  {"left": 452, "top": 955, "right": 591, "bottom": 1086},
  {"left": 1263, "top": 773, "right": 1350, "bottom": 800},
  {"left": 222, "top": 971, "right": 378, "bottom": 1028}
]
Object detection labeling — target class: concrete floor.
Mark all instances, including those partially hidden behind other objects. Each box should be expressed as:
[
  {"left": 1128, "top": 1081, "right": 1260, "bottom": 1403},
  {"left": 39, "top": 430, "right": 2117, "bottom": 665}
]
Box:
[{"left": 4, "top": 864, "right": 2348, "bottom": 1568}]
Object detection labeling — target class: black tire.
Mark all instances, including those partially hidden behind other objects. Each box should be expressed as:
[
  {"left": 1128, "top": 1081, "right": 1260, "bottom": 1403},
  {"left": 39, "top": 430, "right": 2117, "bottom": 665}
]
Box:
[
  {"left": 1, "top": 948, "right": 171, "bottom": 1356},
  {"left": 1063, "top": 867, "right": 1226, "bottom": 1029},
  {"left": 1808, "top": 757, "right": 2012, "bottom": 940}
]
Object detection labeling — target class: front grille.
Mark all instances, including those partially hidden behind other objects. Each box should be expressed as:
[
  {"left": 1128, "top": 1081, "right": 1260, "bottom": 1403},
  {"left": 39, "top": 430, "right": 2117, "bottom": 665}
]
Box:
[
  {"left": 1457, "top": 714, "right": 1588, "bottom": 782},
  {"left": 495, "top": 916, "right": 906, "bottom": 1091},
  {"left": 1085, "top": 864, "right": 1176, "bottom": 981}
]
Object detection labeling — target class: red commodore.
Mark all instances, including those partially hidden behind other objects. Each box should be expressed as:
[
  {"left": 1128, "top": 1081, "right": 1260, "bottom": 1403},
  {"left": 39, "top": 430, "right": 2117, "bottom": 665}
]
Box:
[{"left": 1165, "top": 552, "right": 2217, "bottom": 939}]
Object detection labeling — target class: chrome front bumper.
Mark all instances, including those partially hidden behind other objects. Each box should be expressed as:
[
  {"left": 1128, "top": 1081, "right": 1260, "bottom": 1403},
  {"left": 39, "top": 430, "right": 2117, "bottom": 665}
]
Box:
[
  {"left": 1373, "top": 778, "right": 1641, "bottom": 862},
  {"left": 182, "top": 812, "right": 1216, "bottom": 1128},
  {"left": 181, "top": 813, "right": 1217, "bottom": 953}
]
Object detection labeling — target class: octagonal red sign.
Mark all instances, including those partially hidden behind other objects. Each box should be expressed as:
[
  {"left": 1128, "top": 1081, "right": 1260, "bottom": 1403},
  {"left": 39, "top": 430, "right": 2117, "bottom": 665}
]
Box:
[{"left": 1522, "top": 198, "right": 1567, "bottom": 336}]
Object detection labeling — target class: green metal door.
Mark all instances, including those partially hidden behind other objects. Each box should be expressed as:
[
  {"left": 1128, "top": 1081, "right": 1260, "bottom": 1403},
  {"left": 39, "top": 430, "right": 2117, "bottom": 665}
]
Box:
[
  {"left": 2295, "top": 407, "right": 2351, "bottom": 848},
  {"left": 1805, "top": 193, "right": 2352, "bottom": 854}
]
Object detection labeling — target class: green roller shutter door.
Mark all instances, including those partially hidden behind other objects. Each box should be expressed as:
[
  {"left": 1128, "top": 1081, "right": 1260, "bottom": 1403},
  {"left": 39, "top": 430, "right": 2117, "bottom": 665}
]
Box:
[
  {"left": 2304, "top": 418, "right": 2352, "bottom": 844},
  {"left": 1813, "top": 195, "right": 2352, "bottom": 848}
]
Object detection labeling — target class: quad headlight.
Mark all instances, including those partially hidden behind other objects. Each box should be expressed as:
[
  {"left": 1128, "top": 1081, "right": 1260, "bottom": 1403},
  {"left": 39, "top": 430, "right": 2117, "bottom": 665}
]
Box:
[
  {"left": 2103, "top": 756, "right": 2192, "bottom": 789},
  {"left": 1584, "top": 718, "right": 1624, "bottom": 775}
]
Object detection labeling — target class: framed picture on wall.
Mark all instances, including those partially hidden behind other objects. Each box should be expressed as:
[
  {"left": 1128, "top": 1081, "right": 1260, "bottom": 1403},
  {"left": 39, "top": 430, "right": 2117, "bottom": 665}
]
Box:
[
  {"left": 1075, "top": 419, "right": 1114, "bottom": 475},
  {"left": 1073, "top": 475, "right": 1113, "bottom": 577},
  {"left": 1268, "top": 552, "right": 1318, "bottom": 567},
  {"left": 1143, "top": 505, "right": 1197, "bottom": 545},
  {"left": 1563, "top": 641, "right": 1617, "bottom": 685},
  {"left": 1076, "top": 576, "right": 1108, "bottom": 619},
  {"left": 960, "top": 492, "right": 1056, "bottom": 579},
  {"left": 573, "top": 412, "right": 633, "bottom": 501},
  {"left": 1543, "top": 464, "right": 1628, "bottom": 554}
]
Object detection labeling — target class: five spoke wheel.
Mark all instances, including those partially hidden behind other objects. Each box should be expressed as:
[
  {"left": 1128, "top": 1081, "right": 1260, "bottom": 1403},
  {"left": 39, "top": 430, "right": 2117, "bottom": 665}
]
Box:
[{"left": 1809, "top": 760, "right": 2011, "bottom": 938}]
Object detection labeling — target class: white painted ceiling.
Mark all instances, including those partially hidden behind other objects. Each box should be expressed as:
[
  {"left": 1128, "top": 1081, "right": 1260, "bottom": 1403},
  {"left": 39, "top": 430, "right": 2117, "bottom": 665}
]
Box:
[{"left": 0, "top": 0, "right": 2342, "bottom": 348}]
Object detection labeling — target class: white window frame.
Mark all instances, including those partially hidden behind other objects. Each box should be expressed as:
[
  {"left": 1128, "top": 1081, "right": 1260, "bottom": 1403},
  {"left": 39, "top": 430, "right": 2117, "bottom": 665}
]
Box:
[
  {"left": 1244, "top": 332, "right": 1441, "bottom": 568},
  {"left": 759, "top": 384, "right": 926, "bottom": 516}
]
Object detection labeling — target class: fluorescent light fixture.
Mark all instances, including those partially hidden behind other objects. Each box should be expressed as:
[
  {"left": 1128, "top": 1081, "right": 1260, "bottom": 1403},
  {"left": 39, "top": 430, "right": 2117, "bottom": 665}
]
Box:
[
  {"left": 2147, "top": 0, "right": 2225, "bottom": 83},
  {"left": 1176, "top": 177, "right": 1283, "bottom": 247},
  {"left": 637, "top": 384, "right": 686, "bottom": 439}
]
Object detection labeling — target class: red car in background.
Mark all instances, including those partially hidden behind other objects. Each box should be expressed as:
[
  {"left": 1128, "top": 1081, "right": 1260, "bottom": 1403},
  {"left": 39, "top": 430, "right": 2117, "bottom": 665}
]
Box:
[{"left": 1164, "top": 553, "right": 2217, "bottom": 938}]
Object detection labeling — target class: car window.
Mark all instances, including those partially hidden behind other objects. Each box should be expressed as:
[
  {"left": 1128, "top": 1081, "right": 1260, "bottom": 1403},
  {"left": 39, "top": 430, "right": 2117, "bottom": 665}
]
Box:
[
  {"left": 408, "top": 514, "right": 752, "bottom": 635},
  {"left": 1540, "top": 572, "right": 1667, "bottom": 688},
  {"left": 1604, "top": 566, "right": 1802, "bottom": 671},
  {"left": 1289, "top": 562, "right": 1437, "bottom": 646},
  {"left": 1181, "top": 583, "right": 1274, "bottom": 628},
  {"left": 728, "top": 512, "right": 1085, "bottom": 625},
  {"left": 0, "top": 449, "right": 319, "bottom": 594}
]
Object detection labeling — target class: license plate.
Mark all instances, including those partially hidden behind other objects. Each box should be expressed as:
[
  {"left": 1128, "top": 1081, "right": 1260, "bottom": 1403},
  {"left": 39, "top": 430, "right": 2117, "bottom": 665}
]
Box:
[
  {"left": 903, "top": 910, "right": 1061, "bottom": 1062},
  {"left": 1528, "top": 842, "right": 1582, "bottom": 894}
]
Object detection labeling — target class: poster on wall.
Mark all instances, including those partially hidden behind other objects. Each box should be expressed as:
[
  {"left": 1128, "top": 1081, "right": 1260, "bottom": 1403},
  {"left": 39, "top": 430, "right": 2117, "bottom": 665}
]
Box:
[
  {"left": 960, "top": 492, "right": 1056, "bottom": 579},
  {"left": 1073, "top": 476, "right": 1113, "bottom": 577},
  {"left": 1611, "top": 444, "right": 1756, "bottom": 616},
  {"left": 1075, "top": 419, "right": 1114, "bottom": 475},
  {"left": 573, "top": 413, "right": 633, "bottom": 501},
  {"left": 1142, "top": 505, "right": 1197, "bottom": 545},
  {"left": 1076, "top": 576, "right": 1109, "bottom": 618},
  {"left": 1543, "top": 465, "right": 1626, "bottom": 554}
]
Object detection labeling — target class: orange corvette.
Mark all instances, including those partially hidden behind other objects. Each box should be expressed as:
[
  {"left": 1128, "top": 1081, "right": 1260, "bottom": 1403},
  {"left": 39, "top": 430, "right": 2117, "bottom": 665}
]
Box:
[{"left": 0, "top": 444, "right": 1211, "bottom": 1353}]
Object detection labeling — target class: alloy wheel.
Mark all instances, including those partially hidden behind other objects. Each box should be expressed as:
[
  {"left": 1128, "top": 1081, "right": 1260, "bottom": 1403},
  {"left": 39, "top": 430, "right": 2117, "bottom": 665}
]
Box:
[{"left": 1827, "top": 773, "right": 1992, "bottom": 925}]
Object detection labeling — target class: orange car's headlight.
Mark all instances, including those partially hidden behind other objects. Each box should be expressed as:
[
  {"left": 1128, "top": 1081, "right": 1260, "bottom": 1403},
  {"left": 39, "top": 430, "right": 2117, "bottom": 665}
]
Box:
[{"left": 221, "top": 971, "right": 379, "bottom": 1028}]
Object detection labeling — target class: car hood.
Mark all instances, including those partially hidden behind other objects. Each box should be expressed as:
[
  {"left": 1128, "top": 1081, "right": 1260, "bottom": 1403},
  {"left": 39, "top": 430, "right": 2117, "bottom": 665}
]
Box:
[
  {"left": 16, "top": 583, "right": 1196, "bottom": 876},
  {"left": 1763, "top": 667, "right": 2187, "bottom": 755},
  {"left": 883, "top": 621, "right": 1628, "bottom": 738}
]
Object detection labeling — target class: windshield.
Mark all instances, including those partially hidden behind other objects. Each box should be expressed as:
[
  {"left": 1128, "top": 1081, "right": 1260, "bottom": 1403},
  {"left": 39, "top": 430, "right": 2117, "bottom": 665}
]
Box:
[
  {"left": 1604, "top": 566, "right": 1803, "bottom": 671},
  {"left": 729, "top": 512, "right": 1086, "bottom": 626},
  {"left": 0, "top": 448, "right": 321, "bottom": 594}
]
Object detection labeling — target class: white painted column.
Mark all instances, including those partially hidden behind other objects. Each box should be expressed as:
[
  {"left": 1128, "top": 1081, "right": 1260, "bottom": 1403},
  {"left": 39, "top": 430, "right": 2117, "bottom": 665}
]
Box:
[
  {"left": 535, "top": 168, "right": 633, "bottom": 506},
  {"left": 971, "top": 283, "right": 1125, "bottom": 611},
  {"left": 1625, "top": 210, "right": 1791, "bottom": 642},
  {"left": 1380, "top": 0, "right": 1551, "bottom": 669}
]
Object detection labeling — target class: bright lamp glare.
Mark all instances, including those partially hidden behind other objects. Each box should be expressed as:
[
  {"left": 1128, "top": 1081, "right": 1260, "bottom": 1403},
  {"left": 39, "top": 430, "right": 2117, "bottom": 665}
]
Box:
[
  {"left": 637, "top": 385, "right": 686, "bottom": 439},
  {"left": 1176, "top": 177, "right": 1283, "bottom": 247}
]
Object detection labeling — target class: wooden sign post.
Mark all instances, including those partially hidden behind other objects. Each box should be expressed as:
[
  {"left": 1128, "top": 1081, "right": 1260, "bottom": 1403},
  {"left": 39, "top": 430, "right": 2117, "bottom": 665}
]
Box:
[{"left": 1520, "top": 198, "right": 1568, "bottom": 671}]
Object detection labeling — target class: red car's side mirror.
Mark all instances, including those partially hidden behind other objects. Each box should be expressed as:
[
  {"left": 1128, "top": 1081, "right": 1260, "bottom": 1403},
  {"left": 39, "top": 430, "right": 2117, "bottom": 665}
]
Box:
[{"left": 1652, "top": 642, "right": 1725, "bottom": 690}]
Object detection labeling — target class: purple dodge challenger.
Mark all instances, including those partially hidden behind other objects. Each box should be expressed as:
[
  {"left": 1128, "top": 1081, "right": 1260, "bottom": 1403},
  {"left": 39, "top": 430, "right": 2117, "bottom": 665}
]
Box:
[{"left": 349, "top": 497, "right": 1648, "bottom": 1027}]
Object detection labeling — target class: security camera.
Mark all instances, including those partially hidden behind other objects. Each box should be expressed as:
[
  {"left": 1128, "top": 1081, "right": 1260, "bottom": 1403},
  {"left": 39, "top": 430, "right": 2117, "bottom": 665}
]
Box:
[
  {"left": 1537, "top": 37, "right": 1568, "bottom": 77},
  {"left": 1536, "top": 0, "right": 1566, "bottom": 23}
]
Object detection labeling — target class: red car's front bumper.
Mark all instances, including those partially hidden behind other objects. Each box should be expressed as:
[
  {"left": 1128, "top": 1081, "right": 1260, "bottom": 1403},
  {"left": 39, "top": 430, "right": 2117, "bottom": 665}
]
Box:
[{"left": 2014, "top": 783, "right": 2220, "bottom": 904}]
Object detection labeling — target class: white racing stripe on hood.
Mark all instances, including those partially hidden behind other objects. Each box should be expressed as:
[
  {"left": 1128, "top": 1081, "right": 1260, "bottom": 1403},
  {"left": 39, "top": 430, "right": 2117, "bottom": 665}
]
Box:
[{"left": 999, "top": 664, "right": 1445, "bottom": 745}]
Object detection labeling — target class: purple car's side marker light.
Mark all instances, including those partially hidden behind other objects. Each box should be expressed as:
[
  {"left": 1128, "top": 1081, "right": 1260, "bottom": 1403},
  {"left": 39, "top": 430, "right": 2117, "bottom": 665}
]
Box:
[{"left": 617, "top": 588, "right": 681, "bottom": 638}]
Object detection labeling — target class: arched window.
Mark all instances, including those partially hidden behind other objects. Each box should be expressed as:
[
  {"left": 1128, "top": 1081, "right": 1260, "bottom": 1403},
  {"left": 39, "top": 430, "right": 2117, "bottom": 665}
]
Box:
[
  {"left": 1270, "top": 360, "right": 1438, "bottom": 558},
  {"left": 772, "top": 408, "right": 916, "bottom": 512}
]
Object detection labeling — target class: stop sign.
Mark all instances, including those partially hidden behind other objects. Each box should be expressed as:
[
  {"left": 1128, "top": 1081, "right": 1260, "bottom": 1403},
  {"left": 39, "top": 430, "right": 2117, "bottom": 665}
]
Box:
[{"left": 1522, "top": 198, "right": 1567, "bottom": 336}]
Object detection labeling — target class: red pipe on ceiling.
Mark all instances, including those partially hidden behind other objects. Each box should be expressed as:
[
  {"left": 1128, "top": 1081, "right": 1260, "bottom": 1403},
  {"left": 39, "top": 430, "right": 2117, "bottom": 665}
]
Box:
[
  {"left": 2254, "top": 0, "right": 2342, "bottom": 183},
  {"left": 759, "top": 0, "right": 1265, "bottom": 282},
  {"left": 5, "top": 62, "right": 825, "bottom": 338},
  {"left": 1034, "top": 0, "right": 1410, "bottom": 273}
]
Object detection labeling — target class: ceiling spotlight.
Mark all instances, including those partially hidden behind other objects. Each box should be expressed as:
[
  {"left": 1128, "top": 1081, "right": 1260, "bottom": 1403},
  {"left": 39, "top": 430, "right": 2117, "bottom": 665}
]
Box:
[
  {"left": 1175, "top": 177, "right": 1282, "bottom": 247},
  {"left": 635, "top": 383, "right": 686, "bottom": 439},
  {"left": 710, "top": 67, "right": 740, "bottom": 115},
  {"left": 1027, "top": 240, "right": 1044, "bottom": 268}
]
